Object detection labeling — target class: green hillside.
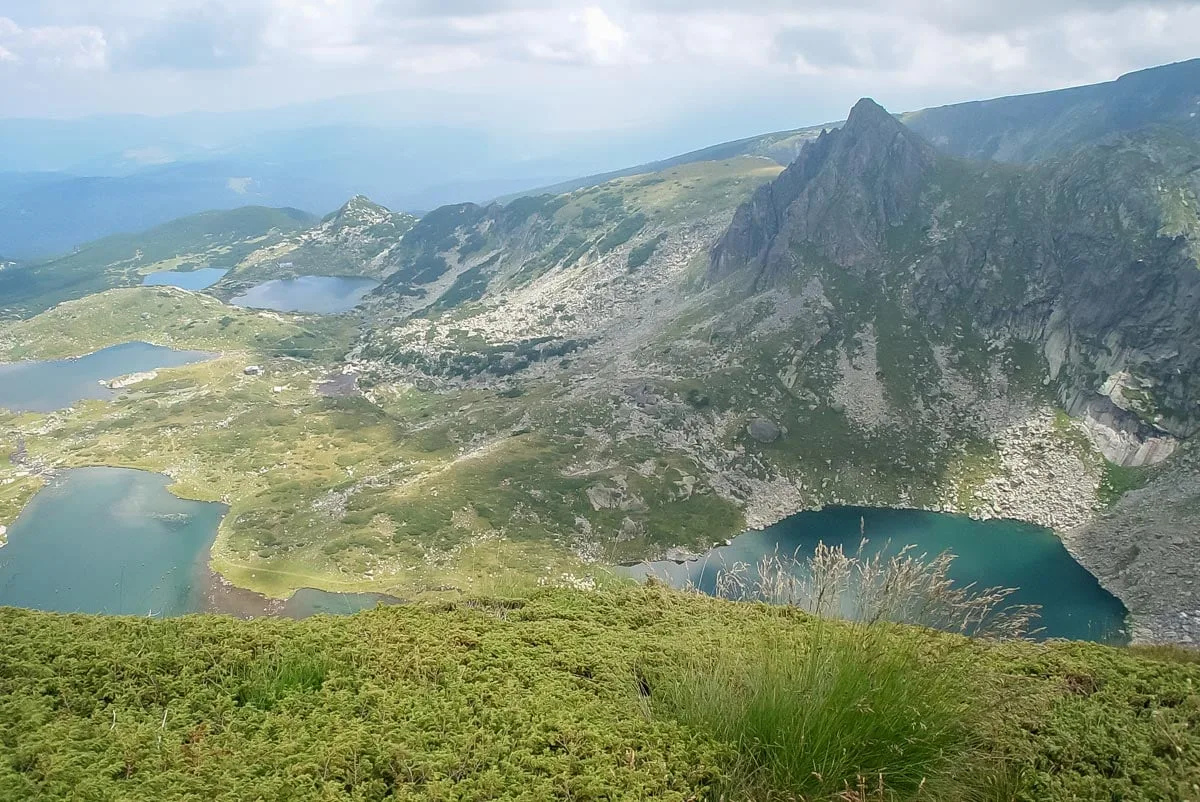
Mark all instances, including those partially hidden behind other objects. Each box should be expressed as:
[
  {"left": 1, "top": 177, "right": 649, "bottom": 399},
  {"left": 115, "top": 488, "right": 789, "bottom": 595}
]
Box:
[
  {"left": 1, "top": 586, "right": 1196, "bottom": 801},
  {"left": 499, "top": 127, "right": 827, "bottom": 201},
  {"left": 0, "top": 206, "right": 315, "bottom": 319},
  {"left": 213, "top": 196, "right": 419, "bottom": 295}
]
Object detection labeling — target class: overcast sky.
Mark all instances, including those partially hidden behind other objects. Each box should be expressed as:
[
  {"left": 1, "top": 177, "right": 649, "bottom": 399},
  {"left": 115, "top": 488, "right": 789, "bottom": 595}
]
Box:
[{"left": 2, "top": 0, "right": 1198, "bottom": 137}]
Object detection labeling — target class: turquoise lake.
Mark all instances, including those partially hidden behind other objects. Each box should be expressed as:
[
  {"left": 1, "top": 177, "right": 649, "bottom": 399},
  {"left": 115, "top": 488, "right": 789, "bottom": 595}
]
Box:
[
  {"left": 624, "top": 506, "right": 1129, "bottom": 643},
  {"left": 230, "top": 275, "right": 380, "bottom": 314},
  {"left": 0, "top": 342, "right": 213, "bottom": 412},
  {"left": 0, "top": 468, "right": 226, "bottom": 616},
  {"left": 142, "top": 267, "right": 228, "bottom": 289},
  {"left": 0, "top": 467, "right": 399, "bottom": 618}
]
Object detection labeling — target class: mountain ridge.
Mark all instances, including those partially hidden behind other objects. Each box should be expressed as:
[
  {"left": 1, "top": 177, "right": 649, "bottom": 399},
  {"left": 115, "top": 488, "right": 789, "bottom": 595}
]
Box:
[
  {"left": 711, "top": 97, "right": 937, "bottom": 284},
  {"left": 710, "top": 98, "right": 1200, "bottom": 451},
  {"left": 904, "top": 57, "right": 1200, "bottom": 162}
]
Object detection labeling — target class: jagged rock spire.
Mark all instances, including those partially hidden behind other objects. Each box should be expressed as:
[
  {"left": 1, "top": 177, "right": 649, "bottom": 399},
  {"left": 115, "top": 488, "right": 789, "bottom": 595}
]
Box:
[{"left": 710, "top": 98, "right": 935, "bottom": 285}]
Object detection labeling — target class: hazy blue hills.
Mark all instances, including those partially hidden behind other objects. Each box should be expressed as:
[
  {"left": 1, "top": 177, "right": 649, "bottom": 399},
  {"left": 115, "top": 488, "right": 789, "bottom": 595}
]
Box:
[
  {"left": 0, "top": 165, "right": 321, "bottom": 260},
  {"left": 904, "top": 58, "right": 1200, "bottom": 163},
  {"left": 0, "top": 206, "right": 314, "bottom": 318},
  {"left": 5, "top": 60, "right": 1197, "bottom": 260}
]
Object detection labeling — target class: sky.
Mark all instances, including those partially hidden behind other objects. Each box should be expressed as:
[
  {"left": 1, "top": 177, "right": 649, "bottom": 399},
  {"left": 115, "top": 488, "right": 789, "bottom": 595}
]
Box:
[{"left": 1, "top": 0, "right": 1198, "bottom": 138}]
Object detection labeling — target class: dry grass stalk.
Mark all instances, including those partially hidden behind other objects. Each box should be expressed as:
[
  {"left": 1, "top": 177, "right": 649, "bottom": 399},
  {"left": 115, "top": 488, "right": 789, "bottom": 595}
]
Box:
[{"left": 706, "top": 540, "right": 1040, "bottom": 640}]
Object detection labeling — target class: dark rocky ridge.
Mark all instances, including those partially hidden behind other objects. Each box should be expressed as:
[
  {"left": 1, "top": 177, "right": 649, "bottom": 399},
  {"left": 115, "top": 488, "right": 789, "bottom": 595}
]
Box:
[
  {"left": 709, "top": 98, "right": 1200, "bottom": 455},
  {"left": 711, "top": 98, "right": 936, "bottom": 284}
]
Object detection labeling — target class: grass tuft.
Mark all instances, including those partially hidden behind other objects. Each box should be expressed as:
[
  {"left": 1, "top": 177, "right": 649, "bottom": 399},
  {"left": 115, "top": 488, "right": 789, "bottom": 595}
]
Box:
[
  {"left": 652, "top": 544, "right": 1038, "bottom": 800},
  {"left": 653, "top": 622, "right": 994, "bottom": 801},
  {"left": 236, "top": 653, "right": 332, "bottom": 710},
  {"left": 712, "top": 541, "right": 1040, "bottom": 639}
]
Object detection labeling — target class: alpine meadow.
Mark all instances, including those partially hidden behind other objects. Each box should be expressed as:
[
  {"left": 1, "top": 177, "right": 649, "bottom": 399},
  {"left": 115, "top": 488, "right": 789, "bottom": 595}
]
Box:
[{"left": 1, "top": 6, "right": 1199, "bottom": 799}]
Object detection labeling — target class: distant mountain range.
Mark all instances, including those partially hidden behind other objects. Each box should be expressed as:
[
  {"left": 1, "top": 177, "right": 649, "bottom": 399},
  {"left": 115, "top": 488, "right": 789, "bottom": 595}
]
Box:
[
  {"left": 510, "top": 58, "right": 1200, "bottom": 199},
  {"left": 3, "top": 59, "right": 1197, "bottom": 260},
  {"left": 4, "top": 56, "right": 1200, "bottom": 642},
  {"left": 0, "top": 206, "right": 314, "bottom": 318}
]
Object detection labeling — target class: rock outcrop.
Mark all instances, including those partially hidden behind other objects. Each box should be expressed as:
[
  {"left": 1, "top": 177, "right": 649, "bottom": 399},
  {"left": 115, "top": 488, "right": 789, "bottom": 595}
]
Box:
[
  {"left": 711, "top": 98, "right": 936, "bottom": 285},
  {"left": 709, "top": 98, "right": 1200, "bottom": 459},
  {"left": 705, "top": 97, "right": 1200, "bottom": 641}
]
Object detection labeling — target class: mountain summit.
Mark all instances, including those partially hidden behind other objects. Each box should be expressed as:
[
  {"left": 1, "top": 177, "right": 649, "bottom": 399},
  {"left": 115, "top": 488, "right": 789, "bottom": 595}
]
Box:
[
  {"left": 710, "top": 98, "right": 935, "bottom": 284},
  {"left": 710, "top": 99, "right": 1200, "bottom": 451}
]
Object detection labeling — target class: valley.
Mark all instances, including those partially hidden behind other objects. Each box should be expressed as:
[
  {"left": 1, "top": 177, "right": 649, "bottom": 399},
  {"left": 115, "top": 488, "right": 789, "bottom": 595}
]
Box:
[
  {"left": 6, "top": 0, "right": 1200, "bottom": 792},
  {"left": 1, "top": 60, "right": 1198, "bottom": 651}
]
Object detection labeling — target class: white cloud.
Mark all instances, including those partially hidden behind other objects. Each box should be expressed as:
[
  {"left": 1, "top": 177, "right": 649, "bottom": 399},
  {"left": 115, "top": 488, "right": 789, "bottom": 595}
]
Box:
[
  {"left": 576, "top": 7, "right": 633, "bottom": 65},
  {"left": 0, "top": 15, "right": 107, "bottom": 70},
  {"left": 0, "top": 0, "right": 1198, "bottom": 128}
]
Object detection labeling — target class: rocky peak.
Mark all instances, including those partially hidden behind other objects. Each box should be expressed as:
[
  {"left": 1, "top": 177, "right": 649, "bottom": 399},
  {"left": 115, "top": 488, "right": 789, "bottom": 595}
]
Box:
[
  {"left": 842, "top": 97, "right": 900, "bottom": 132},
  {"left": 709, "top": 98, "right": 936, "bottom": 285},
  {"left": 326, "top": 195, "right": 392, "bottom": 228}
]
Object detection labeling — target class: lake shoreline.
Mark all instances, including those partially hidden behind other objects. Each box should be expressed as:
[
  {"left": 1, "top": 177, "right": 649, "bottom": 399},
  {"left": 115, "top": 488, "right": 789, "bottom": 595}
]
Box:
[
  {"left": 0, "top": 341, "right": 216, "bottom": 413},
  {"left": 0, "top": 466, "right": 403, "bottom": 620},
  {"left": 624, "top": 505, "right": 1130, "bottom": 644},
  {"left": 229, "top": 275, "right": 380, "bottom": 315}
]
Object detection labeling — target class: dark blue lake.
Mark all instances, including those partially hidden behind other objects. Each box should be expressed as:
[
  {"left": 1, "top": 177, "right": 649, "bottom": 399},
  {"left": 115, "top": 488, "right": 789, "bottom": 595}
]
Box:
[
  {"left": 624, "top": 506, "right": 1129, "bottom": 643},
  {"left": 230, "top": 275, "right": 379, "bottom": 314}
]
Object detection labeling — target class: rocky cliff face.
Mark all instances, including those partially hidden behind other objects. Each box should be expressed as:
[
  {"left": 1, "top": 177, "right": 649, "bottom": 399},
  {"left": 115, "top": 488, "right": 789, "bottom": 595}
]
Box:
[
  {"left": 709, "top": 99, "right": 1200, "bottom": 463},
  {"left": 711, "top": 99, "right": 937, "bottom": 285}
]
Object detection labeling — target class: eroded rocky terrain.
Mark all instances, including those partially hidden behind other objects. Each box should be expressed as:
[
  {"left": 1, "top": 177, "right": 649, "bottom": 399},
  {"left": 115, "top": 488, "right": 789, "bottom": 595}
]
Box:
[
  {"left": 3, "top": 64, "right": 1198, "bottom": 644},
  {"left": 341, "top": 99, "right": 1200, "bottom": 643}
]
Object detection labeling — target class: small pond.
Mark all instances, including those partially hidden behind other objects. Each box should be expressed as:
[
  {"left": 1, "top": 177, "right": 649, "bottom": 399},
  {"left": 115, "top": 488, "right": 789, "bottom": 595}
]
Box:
[
  {"left": 0, "top": 342, "right": 213, "bottom": 413},
  {"left": 142, "top": 267, "right": 228, "bottom": 290},
  {"left": 0, "top": 467, "right": 399, "bottom": 619},
  {"left": 230, "top": 276, "right": 380, "bottom": 314},
  {"left": 624, "top": 506, "right": 1129, "bottom": 643}
]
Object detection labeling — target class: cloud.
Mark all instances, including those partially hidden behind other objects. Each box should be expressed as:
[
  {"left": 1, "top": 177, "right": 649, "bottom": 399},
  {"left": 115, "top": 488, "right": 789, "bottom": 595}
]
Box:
[
  {"left": 116, "top": 3, "right": 267, "bottom": 70},
  {"left": 0, "top": 15, "right": 107, "bottom": 69},
  {"left": 766, "top": 2, "right": 1200, "bottom": 93},
  {"left": 0, "top": 0, "right": 1198, "bottom": 128}
]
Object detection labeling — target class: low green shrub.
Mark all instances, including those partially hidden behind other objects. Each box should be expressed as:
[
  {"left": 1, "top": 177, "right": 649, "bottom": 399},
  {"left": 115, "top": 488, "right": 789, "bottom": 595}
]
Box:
[{"left": 0, "top": 587, "right": 1195, "bottom": 800}]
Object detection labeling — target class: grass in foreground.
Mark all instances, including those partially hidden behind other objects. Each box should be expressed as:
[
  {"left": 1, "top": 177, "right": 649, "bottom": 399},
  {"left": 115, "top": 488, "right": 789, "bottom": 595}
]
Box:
[
  {"left": 655, "top": 545, "right": 1037, "bottom": 801},
  {"left": 653, "top": 623, "right": 986, "bottom": 801},
  {"left": 0, "top": 586, "right": 1196, "bottom": 801}
]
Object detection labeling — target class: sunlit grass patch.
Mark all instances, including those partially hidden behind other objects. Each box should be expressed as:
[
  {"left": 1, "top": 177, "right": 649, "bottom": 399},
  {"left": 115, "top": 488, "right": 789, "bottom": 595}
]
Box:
[
  {"left": 235, "top": 652, "right": 333, "bottom": 710},
  {"left": 653, "top": 624, "right": 989, "bottom": 801}
]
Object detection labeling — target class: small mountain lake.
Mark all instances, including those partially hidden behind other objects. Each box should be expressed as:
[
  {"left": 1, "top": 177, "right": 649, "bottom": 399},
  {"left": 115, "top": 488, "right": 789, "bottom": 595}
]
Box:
[
  {"left": 0, "top": 467, "right": 398, "bottom": 619},
  {"left": 230, "top": 275, "right": 380, "bottom": 314},
  {"left": 624, "top": 506, "right": 1129, "bottom": 643},
  {"left": 142, "top": 267, "right": 228, "bottom": 289},
  {"left": 0, "top": 342, "right": 213, "bottom": 412}
]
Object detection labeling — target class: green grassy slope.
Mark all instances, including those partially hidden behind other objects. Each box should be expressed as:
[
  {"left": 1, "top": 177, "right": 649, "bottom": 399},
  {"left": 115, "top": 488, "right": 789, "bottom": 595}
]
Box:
[
  {"left": 0, "top": 206, "right": 315, "bottom": 319},
  {"left": 0, "top": 286, "right": 357, "bottom": 535},
  {"left": 498, "top": 129, "right": 826, "bottom": 202},
  {"left": 377, "top": 156, "right": 781, "bottom": 311},
  {"left": 0, "top": 286, "right": 337, "bottom": 362},
  {"left": 0, "top": 586, "right": 1196, "bottom": 801}
]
